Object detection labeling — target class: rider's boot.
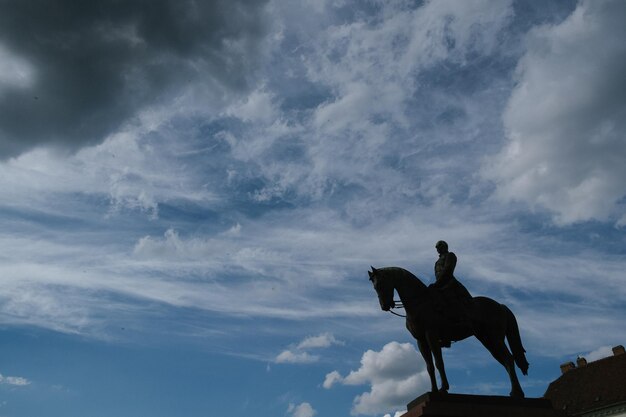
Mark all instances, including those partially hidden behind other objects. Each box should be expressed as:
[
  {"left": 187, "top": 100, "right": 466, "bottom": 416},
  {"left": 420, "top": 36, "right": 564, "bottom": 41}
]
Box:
[{"left": 439, "top": 328, "right": 452, "bottom": 348}]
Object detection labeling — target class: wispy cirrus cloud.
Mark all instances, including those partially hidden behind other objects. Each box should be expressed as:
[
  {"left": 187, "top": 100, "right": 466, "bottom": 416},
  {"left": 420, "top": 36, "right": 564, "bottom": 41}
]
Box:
[
  {"left": 0, "top": 373, "right": 30, "bottom": 387},
  {"left": 276, "top": 351, "right": 319, "bottom": 365},
  {"left": 230, "top": 0, "right": 516, "bottom": 204}
]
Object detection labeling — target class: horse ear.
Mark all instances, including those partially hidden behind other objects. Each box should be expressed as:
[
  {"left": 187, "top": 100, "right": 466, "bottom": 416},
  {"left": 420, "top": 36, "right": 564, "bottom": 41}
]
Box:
[
  {"left": 368, "top": 270, "right": 373, "bottom": 279},
  {"left": 371, "top": 266, "right": 378, "bottom": 273}
]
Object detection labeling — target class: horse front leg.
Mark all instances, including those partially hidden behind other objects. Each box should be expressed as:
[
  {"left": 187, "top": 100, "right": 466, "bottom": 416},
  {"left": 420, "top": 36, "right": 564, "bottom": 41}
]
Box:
[
  {"left": 417, "top": 339, "right": 438, "bottom": 393},
  {"left": 426, "top": 332, "right": 449, "bottom": 392}
]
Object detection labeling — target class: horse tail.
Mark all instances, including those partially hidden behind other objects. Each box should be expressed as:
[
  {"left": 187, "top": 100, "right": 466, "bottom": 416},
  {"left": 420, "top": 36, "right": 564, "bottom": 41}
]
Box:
[{"left": 503, "top": 304, "right": 529, "bottom": 375}]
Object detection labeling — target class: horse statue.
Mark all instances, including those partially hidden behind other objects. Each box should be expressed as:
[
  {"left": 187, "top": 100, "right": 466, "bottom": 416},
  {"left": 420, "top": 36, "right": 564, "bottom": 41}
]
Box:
[{"left": 368, "top": 266, "right": 528, "bottom": 397}]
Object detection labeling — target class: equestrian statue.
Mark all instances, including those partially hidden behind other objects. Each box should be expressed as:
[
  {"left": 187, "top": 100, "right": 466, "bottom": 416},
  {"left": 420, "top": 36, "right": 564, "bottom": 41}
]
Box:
[{"left": 367, "top": 241, "right": 528, "bottom": 397}]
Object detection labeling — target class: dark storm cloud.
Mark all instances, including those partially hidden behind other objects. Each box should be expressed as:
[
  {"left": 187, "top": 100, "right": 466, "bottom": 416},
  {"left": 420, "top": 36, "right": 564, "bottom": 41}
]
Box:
[{"left": 0, "top": 0, "right": 270, "bottom": 158}]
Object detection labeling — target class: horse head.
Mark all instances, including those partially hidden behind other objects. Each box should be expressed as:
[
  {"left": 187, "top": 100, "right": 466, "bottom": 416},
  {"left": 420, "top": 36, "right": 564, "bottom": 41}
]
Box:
[{"left": 368, "top": 266, "right": 394, "bottom": 311}]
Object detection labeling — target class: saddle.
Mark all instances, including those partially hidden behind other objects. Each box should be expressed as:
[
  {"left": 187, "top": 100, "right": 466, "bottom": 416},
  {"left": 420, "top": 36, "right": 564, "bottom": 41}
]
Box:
[{"left": 428, "top": 281, "right": 474, "bottom": 347}]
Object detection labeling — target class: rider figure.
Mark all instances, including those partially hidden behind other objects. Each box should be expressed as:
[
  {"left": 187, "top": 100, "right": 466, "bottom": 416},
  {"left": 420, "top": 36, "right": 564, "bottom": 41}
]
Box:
[{"left": 431, "top": 240, "right": 472, "bottom": 347}]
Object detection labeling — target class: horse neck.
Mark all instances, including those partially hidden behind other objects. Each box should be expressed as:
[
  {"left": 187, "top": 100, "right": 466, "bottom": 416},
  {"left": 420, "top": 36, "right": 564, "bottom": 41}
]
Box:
[{"left": 391, "top": 269, "right": 425, "bottom": 304}]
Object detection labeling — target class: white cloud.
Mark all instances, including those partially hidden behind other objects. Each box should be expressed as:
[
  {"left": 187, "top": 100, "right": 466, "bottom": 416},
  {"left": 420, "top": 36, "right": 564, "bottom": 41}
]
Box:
[
  {"left": 323, "top": 370, "right": 343, "bottom": 389},
  {"left": 0, "top": 373, "right": 31, "bottom": 386},
  {"left": 343, "top": 342, "right": 421, "bottom": 385},
  {"left": 276, "top": 333, "right": 343, "bottom": 364},
  {"left": 297, "top": 333, "right": 343, "bottom": 350},
  {"left": 484, "top": 0, "right": 626, "bottom": 225},
  {"left": 287, "top": 402, "right": 317, "bottom": 417},
  {"left": 275, "top": 350, "right": 319, "bottom": 364},
  {"left": 583, "top": 345, "right": 613, "bottom": 362},
  {"left": 325, "top": 342, "right": 429, "bottom": 416}
]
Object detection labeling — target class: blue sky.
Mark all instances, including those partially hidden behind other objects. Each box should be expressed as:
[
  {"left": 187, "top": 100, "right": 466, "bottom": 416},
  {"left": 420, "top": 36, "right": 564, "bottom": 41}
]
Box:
[{"left": 0, "top": 0, "right": 625, "bottom": 416}]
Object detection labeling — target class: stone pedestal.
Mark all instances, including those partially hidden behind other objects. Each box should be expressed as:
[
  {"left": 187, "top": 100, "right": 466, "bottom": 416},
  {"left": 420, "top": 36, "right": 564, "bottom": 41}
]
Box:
[{"left": 402, "top": 392, "right": 567, "bottom": 417}]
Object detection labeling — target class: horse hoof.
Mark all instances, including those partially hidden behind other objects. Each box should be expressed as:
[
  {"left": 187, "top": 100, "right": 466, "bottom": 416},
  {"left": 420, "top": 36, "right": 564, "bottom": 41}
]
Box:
[{"left": 509, "top": 390, "right": 525, "bottom": 398}]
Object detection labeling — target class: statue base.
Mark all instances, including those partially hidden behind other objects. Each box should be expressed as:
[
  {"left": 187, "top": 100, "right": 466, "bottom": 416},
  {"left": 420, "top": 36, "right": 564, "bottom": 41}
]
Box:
[{"left": 402, "top": 392, "right": 566, "bottom": 417}]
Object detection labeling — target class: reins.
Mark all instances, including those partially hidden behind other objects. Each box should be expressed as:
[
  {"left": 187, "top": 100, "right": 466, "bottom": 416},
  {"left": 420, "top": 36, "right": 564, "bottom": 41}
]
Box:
[{"left": 389, "top": 300, "right": 406, "bottom": 318}]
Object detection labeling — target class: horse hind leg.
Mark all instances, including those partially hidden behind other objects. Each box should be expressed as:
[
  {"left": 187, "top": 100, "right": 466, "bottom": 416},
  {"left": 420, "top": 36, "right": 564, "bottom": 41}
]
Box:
[
  {"left": 476, "top": 333, "right": 525, "bottom": 398},
  {"left": 503, "top": 305, "right": 529, "bottom": 375}
]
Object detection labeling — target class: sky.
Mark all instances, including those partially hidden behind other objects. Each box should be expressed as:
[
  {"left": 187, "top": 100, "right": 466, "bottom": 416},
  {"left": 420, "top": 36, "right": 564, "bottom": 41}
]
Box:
[{"left": 0, "top": 0, "right": 625, "bottom": 416}]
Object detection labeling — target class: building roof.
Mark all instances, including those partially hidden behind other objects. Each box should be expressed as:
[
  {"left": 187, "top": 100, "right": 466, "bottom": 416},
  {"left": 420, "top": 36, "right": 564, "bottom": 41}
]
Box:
[{"left": 544, "top": 347, "right": 626, "bottom": 416}]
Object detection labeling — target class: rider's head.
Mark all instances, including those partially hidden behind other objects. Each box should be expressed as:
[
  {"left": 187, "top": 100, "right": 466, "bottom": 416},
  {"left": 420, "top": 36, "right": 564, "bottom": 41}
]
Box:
[{"left": 435, "top": 240, "right": 448, "bottom": 254}]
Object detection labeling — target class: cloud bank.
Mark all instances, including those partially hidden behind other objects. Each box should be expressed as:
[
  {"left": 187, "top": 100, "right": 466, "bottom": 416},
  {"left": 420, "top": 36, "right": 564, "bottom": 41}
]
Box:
[
  {"left": 0, "top": 0, "right": 271, "bottom": 158},
  {"left": 485, "top": 0, "right": 626, "bottom": 225}
]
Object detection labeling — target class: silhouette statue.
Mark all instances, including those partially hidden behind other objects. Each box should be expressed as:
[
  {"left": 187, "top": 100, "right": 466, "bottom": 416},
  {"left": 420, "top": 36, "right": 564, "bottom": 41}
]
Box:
[
  {"left": 368, "top": 263, "right": 528, "bottom": 398},
  {"left": 430, "top": 241, "right": 472, "bottom": 347}
]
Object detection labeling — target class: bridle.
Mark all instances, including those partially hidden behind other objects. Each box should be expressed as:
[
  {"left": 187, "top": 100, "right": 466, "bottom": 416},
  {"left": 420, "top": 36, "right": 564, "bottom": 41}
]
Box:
[
  {"left": 370, "top": 269, "right": 409, "bottom": 318},
  {"left": 388, "top": 299, "right": 406, "bottom": 318}
]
